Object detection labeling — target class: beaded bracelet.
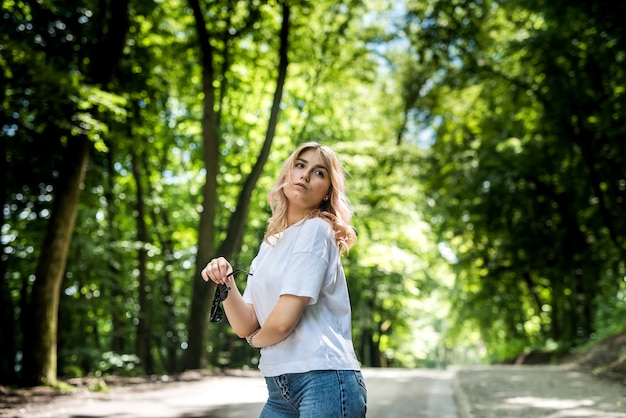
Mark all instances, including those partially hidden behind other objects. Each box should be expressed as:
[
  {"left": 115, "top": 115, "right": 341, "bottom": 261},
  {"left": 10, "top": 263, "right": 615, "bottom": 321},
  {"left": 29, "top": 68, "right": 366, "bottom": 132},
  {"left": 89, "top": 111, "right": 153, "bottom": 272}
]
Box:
[{"left": 246, "top": 328, "right": 261, "bottom": 349}]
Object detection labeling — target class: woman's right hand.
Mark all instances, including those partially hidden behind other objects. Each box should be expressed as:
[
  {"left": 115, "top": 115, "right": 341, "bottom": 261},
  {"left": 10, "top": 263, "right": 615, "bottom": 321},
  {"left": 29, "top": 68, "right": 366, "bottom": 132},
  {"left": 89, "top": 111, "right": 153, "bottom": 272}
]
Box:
[{"left": 201, "top": 257, "right": 234, "bottom": 285}]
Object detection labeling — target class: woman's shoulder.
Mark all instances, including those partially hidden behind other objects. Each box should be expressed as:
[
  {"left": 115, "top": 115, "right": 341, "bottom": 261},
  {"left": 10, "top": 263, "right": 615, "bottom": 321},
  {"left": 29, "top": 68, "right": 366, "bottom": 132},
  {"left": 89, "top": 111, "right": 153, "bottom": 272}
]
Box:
[{"left": 300, "top": 217, "right": 334, "bottom": 238}]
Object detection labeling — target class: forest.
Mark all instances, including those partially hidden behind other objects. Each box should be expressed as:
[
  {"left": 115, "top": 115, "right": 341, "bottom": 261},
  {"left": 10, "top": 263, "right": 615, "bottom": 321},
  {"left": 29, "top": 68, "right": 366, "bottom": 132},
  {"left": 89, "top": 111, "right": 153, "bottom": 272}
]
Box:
[{"left": 1, "top": 0, "right": 625, "bottom": 387}]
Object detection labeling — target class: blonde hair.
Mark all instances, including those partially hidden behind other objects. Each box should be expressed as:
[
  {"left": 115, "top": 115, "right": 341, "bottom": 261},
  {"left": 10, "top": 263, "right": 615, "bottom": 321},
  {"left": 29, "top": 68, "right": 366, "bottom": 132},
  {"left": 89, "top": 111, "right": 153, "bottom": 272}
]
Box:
[{"left": 265, "top": 142, "right": 357, "bottom": 254}]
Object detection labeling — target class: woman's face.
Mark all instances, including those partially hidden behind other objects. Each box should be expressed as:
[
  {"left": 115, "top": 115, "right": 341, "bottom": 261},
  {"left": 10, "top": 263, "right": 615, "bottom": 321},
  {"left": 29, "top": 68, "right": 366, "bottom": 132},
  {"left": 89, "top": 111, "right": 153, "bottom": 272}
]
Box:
[{"left": 284, "top": 149, "right": 331, "bottom": 220}]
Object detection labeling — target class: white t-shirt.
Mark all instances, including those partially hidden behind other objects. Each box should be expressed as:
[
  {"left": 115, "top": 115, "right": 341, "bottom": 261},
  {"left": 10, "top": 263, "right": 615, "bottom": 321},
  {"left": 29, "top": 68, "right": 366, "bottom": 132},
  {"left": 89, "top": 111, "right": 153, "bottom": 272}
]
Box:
[{"left": 242, "top": 217, "right": 361, "bottom": 377}]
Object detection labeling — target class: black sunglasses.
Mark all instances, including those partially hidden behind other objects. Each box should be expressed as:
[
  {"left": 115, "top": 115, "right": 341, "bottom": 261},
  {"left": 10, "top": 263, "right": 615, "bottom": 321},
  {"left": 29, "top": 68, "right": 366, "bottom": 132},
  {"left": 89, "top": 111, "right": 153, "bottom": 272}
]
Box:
[{"left": 210, "top": 269, "right": 252, "bottom": 323}]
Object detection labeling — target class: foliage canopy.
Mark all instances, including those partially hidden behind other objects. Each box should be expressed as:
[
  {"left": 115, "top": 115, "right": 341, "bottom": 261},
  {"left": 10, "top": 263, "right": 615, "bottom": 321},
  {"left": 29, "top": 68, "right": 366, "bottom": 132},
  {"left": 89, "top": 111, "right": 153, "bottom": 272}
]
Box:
[{"left": 1, "top": 0, "right": 624, "bottom": 385}]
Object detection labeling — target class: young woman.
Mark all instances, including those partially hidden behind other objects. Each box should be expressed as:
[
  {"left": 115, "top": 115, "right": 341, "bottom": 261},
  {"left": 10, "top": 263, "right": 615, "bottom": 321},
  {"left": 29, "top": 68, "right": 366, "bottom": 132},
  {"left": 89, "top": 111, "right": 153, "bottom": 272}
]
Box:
[{"left": 201, "top": 142, "right": 367, "bottom": 417}]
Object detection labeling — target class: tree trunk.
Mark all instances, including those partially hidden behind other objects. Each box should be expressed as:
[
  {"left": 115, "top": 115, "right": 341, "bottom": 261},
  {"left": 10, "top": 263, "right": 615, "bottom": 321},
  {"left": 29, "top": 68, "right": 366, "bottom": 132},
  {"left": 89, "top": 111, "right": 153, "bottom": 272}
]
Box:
[
  {"left": 22, "top": 137, "right": 90, "bottom": 386},
  {"left": 21, "top": 0, "right": 130, "bottom": 385},
  {"left": 183, "top": 1, "right": 291, "bottom": 370},
  {"left": 220, "top": 3, "right": 290, "bottom": 258},
  {"left": 131, "top": 150, "right": 154, "bottom": 375},
  {"left": 0, "top": 133, "right": 17, "bottom": 384},
  {"left": 182, "top": 0, "right": 220, "bottom": 371}
]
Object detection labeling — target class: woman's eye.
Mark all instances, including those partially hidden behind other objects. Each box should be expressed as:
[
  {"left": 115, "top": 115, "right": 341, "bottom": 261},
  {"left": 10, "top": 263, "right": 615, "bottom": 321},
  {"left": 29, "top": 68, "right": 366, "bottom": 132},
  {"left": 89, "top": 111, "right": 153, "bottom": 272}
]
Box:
[
  {"left": 315, "top": 170, "right": 325, "bottom": 177},
  {"left": 295, "top": 162, "right": 304, "bottom": 168}
]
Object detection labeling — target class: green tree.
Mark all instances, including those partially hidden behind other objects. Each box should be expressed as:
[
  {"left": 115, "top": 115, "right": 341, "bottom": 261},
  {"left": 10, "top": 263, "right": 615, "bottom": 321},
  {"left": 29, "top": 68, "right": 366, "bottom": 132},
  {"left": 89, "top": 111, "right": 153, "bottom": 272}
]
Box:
[
  {"left": 2, "top": 0, "right": 459, "bottom": 387},
  {"left": 181, "top": 0, "right": 290, "bottom": 370},
  {"left": 400, "top": 0, "right": 626, "bottom": 360},
  {"left": 4, "top": 0, "right": 131, "bottom": 385}
]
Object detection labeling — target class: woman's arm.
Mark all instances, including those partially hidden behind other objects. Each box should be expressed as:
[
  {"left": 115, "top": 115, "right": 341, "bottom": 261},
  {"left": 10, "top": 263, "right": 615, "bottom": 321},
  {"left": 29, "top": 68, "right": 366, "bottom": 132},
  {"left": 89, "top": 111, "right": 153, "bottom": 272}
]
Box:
[
  {"left": 201, "top": 257, "right": 259, "bottom": 337},
  {"left": 222, "top": 284, "right": 260, "bottom": 338},
  {"left": 246, "top": 294, "right": 310, "bottom": 348}
]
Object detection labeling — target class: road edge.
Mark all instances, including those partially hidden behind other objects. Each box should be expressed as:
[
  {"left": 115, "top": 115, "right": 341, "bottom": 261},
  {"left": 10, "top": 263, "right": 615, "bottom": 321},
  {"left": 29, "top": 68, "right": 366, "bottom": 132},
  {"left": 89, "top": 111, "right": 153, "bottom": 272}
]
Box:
[{"left": 452, "top": 372, "right": 474, "bottom": 418}]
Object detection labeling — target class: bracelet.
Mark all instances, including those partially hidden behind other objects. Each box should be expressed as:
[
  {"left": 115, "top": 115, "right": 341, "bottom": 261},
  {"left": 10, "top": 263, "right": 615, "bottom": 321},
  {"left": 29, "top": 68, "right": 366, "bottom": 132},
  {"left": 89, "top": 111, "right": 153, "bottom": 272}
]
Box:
[{"left": 246, "top": 328, "right": 261, "bottom": 349}]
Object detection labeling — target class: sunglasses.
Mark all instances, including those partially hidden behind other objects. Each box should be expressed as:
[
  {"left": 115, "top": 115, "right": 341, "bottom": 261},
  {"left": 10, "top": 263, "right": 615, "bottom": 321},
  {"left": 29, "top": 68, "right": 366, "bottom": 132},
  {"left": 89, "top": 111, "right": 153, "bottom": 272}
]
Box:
[{"left": 210, "top": 269, "right": 252, "bottom": 323}]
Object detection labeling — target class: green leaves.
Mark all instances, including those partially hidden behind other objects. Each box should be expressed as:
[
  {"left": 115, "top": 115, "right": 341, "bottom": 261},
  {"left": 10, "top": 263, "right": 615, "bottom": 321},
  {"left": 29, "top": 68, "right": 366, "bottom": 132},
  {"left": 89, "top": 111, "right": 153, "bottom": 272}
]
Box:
[
  {"left": 7, "top": 0, "right": 624, "bottom": 382},
  {"left": 402, "top": 0, "right": 626, "bottom": 361}
]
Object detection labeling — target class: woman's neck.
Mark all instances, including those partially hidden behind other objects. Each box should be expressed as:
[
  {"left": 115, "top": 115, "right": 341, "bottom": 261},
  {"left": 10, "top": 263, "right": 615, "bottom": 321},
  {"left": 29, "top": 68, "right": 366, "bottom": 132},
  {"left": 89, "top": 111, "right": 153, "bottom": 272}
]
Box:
[{"left": 286, "top": 212, "right": 307, "bottom": 228}]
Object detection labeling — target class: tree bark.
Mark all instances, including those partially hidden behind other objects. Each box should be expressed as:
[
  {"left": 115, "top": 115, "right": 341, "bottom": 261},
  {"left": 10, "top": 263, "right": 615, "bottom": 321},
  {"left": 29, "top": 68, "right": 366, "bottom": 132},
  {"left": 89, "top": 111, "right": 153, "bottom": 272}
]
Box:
[
  {"left": 22, "top": 137, "right": 90, "bottom": 385},
  {"left": 20, "top": 0, "right": 130, "bottom": 385},
  {"left": 183, "top": 1, "right": 291, "bottom": 370},
  {"left": 182, "top": 0, "right": 220, "bottom": 371},
  {"left": 0, "top": 135, "right": 17, "bottom": 384},
  {"left": 131, "top": 150, "right": 154, "bottom": 375},
  {"left": 220, "top": 3, "right": 290, "bottom": 257}
]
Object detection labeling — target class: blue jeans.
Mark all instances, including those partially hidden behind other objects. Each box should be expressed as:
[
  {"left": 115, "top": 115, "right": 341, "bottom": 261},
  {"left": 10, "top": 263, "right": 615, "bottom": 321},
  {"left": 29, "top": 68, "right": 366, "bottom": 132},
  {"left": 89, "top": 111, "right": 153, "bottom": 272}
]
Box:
[{"left": 260, "top": 370, "right": 367, "bottom": 418}]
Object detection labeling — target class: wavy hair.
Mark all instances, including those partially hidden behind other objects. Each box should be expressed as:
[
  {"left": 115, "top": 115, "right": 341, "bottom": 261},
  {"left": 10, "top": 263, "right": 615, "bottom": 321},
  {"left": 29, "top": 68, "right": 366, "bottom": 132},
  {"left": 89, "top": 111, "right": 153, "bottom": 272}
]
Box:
[{"left": 265, "top": 142, "right": 357, "bottom": 254}]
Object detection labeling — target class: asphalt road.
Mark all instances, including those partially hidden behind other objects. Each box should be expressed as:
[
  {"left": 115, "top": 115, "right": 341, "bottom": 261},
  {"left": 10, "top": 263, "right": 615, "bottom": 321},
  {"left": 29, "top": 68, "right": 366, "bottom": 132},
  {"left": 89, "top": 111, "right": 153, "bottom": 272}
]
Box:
[{"left": 9, "top": 368, "right": 458, "bottom": 418}]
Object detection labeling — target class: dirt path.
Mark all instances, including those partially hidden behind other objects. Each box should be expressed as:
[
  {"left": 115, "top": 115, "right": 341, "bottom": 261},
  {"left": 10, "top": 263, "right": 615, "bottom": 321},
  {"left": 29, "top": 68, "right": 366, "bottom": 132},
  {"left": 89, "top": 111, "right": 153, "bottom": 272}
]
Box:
[
  {"left": 0, "top": 368, "right": 457, "bottom": 418},
  {"left": 5, "top": 365, "right": 625, "bottom": 417}
]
